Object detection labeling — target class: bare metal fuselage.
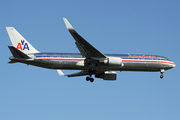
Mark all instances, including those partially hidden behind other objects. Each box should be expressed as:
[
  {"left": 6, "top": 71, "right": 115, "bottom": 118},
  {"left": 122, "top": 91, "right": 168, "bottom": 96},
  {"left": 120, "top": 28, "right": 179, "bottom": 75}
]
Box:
[
  {"left": 9, "top": 53, "right": 175, "bottom": 72},
  {"left": 6, "top": 18, "right": 176, "bottom": 81}
]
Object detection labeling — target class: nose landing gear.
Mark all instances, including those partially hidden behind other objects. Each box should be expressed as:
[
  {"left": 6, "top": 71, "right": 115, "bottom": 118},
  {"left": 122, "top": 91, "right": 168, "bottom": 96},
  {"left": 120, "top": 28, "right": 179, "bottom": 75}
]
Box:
[
  {"left": 160, "top": 74, "right": 163, "bottom": 79},
  {"left": 160, "top": 69, "right": 165, "bottom": 79}
]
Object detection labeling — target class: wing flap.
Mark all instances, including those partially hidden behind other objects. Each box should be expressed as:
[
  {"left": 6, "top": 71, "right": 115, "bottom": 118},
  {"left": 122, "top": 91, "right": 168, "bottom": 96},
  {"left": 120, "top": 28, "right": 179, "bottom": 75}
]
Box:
[{"left": 75, "top": 41, "right": 87, "bottom": 57}]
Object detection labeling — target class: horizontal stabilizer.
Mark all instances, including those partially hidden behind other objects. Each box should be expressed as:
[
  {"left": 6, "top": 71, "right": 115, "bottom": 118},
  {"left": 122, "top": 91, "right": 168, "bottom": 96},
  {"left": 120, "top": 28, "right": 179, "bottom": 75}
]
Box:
[
  {"left": 57, "top": 70, "right": 65, "bottom": 76},
  {"left": 8, "top": 60, "right": 17, "bottom": 64},
  {"left": 8, "top": 46, "right": 30, "bottom": 59}
]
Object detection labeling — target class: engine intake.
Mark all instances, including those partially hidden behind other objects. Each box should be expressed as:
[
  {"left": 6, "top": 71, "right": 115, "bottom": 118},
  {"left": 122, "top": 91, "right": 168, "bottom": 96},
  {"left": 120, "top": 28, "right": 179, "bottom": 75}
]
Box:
[{"left": 103, "top": 57, "right": 122, "bottom": 66}]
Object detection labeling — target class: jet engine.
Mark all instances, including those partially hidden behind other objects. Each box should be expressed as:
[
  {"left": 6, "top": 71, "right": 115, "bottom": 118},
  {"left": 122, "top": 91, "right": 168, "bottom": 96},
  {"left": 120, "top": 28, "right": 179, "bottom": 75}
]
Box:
[
  {"left": 103, "top": 57, "right": 122, "bottom": 66},
  {"left": 95, "top": 71, "right": 117, "bottom": 80}
]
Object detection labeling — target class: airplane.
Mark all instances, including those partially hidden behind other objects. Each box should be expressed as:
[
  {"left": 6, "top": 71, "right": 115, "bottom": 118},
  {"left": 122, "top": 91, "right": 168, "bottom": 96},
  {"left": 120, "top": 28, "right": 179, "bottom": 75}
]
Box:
[{"left": 6, "top": 18, "right": 176, "bottom": 82}]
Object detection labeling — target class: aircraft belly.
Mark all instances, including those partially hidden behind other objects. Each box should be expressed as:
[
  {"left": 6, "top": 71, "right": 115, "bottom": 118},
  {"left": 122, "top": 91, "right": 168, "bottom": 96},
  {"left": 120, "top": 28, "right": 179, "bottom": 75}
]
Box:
[
  {"left": 35, "top": 60, "right": 78, "bottom": 69},
  {"left": 53, "top": 60, "right": 78, "bottom": 69},
  {"left": 92, "top": 62, "right": 162, "bottom": 71}
]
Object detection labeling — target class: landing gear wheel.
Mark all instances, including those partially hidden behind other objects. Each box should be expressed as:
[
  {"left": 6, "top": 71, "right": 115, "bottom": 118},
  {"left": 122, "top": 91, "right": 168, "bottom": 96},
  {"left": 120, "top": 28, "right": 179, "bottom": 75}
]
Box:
[
  {"left": 86, "top": 76, "right": 94, "bottom": 82},
  {"left": 160, "top": 75, "right": 163, "bottom": 79},
  {"left": 86, "top": 77, "right": 90, "bottom": 81},
  {"left": 160, "top": 69, "right": 165, "bottom": 79},
  {"left": 90, "top": 78, "right": 94, "bottom": 83}
]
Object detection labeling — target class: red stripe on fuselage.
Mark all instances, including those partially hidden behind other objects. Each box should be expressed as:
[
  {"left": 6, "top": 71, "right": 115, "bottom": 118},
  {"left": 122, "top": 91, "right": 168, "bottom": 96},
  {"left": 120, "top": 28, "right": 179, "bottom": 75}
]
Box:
[
  {"left": 37, "top": 58, "right": 175, "bottom": 65},
  {"left": 122, "top": 59, "right": 175, "bottom": 65},
  {"left": 38, "top": 58, "right": 85, "bottom": 61}
]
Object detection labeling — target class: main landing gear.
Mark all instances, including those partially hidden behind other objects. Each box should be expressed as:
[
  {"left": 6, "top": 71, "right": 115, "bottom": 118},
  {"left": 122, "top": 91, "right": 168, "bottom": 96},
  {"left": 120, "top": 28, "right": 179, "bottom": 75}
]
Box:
[
  {"left": 86, "top": 76, "right": 94, "bottom": 83},
  {"left": 160, "top": 69, "right": 165, "bottom": 79},
  {"left": 86, "top": 68, "right": 96, "bottom": 83}
]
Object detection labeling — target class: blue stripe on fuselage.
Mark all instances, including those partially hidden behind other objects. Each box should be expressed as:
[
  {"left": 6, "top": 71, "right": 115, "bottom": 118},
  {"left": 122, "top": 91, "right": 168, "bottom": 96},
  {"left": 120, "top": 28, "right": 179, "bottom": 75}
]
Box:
[{"left": 33, "top": 53, "right": 169, "bottom": 61}]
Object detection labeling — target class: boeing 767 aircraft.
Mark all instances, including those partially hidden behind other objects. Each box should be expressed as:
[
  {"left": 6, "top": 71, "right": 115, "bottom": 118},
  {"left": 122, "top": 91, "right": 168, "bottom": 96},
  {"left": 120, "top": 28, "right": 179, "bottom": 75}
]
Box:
[{"left": 6, "top": 18, "right": 175, "bottom": 82}]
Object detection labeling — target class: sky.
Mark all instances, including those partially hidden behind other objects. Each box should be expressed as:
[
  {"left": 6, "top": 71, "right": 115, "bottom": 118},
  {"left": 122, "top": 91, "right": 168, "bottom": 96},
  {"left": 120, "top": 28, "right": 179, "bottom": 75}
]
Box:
[{"left": 0, "top": 0, "right": 180, "bottom": 120}]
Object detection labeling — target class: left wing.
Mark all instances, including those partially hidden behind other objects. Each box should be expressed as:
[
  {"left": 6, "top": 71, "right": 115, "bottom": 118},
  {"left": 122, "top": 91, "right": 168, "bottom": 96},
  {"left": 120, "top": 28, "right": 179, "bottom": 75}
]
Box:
[
  {"left": 57, "top": 70, "right": 116, "bottom": 80},
  {"left": 57, "top": 70, "right": 89, "bottom": 77},
  {"left": 63, "top": 18, "right": 106, "bottom": 59}
]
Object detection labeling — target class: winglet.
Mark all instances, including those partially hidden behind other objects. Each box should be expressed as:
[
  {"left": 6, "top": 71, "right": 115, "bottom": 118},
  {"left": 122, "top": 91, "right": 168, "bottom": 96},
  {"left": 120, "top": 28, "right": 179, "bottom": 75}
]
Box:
[
  {"left": 63, "top": 18, "right": 74, "bottom": 30},
  {"left": 57, "top": 69, "right": 65, "bottom": 76}
]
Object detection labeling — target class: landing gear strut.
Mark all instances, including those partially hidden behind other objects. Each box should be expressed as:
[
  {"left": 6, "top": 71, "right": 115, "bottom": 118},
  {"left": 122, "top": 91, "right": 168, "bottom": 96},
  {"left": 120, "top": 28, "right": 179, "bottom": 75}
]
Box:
[
  {"left": 160, "top": 75, "right": 163, "bottom": 79},
  {"left": 160, "top": 69, "right": 165, "bottom": 79},
  {"left": 88, "top": 68, "right": 96, "bottom": 74}
]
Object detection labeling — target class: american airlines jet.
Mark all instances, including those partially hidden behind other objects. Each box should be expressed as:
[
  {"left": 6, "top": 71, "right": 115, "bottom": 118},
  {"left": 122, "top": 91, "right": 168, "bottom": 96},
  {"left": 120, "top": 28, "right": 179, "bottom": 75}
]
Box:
[{"left": 6, "top": 18, "right": 175, "bottom": 82}]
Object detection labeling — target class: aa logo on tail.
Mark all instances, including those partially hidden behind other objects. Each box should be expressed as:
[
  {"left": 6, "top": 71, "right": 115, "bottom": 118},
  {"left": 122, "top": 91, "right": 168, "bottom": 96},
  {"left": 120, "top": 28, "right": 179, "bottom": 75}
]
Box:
[{"left": 17, "top": 40, "right": 29, "bottom": 50}]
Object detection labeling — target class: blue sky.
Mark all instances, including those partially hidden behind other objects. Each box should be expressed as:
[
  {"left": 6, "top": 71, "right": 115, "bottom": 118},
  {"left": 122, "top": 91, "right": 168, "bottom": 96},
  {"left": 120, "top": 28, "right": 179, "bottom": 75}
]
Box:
[{"left": 0, "top": 0, "right": 180, "bottom": 120}]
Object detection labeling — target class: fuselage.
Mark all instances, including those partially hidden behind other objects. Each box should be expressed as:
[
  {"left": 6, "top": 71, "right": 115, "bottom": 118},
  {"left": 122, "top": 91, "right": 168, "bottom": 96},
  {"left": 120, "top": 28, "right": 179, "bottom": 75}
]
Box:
[
  {"left": 6, "top": 20, "right": 176, "bottom": 81},
  {"left": 10, "top": 53, "right": 175, "bottom": 72}
]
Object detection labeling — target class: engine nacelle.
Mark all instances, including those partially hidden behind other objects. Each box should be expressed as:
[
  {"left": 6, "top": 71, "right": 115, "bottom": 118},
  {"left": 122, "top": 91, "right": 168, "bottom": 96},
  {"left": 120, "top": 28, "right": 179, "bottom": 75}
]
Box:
[
  {"left": 95, "top": 71, "right": 117, "bottom": 80},
  {"left": 103, "top": 57, "right": 122, "bottom": 66}
]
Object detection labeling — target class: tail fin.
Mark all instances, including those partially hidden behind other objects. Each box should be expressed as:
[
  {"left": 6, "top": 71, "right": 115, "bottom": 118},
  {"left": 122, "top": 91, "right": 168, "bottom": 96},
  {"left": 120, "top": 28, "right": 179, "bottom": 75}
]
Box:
[{"left": 6, "top": 27, "right": 39, "bottom": 54}]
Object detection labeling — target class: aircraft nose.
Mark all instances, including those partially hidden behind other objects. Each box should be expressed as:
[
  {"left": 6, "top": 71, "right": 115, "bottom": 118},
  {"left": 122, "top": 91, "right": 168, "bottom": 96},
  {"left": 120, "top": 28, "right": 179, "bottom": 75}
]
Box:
[
  {"left": 166, "top": 61, "right": 176, "bottom": 69},
  {"left": 171, "top": 62, "right": 176, "bottom": 68},
  {"left": 173, "top": 63, "right": 176, "bottom": 68}
]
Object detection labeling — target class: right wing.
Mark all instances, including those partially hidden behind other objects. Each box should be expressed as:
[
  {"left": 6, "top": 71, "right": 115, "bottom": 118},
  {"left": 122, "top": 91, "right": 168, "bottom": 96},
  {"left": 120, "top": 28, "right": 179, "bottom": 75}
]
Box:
[{"left": 63, "top": 18, "right": 106, "bottom": 59}]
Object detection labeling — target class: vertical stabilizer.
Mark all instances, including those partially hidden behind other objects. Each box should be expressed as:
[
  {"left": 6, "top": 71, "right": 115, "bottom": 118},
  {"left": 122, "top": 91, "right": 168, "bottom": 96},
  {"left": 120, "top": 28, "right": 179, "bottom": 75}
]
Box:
[{"left": 6, "top": 27, "right": 39, "bottom": 54}]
